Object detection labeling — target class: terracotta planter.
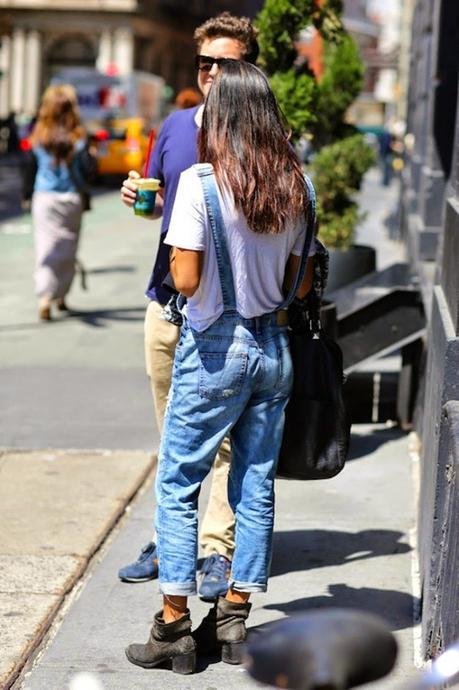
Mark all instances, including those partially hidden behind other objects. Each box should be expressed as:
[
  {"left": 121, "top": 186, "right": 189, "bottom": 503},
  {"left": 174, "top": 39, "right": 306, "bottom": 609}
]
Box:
[{"left": 325, "top": 244, "right": 376, "bottom": 294}]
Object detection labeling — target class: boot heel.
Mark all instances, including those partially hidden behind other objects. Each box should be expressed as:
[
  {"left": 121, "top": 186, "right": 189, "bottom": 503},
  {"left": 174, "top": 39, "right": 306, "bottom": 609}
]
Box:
[
  {"left": 172, "top": 651, "right": 196, "bottom": 674},
  {"left": 222, "top": 641, "right": 245, "bottom": 665}
]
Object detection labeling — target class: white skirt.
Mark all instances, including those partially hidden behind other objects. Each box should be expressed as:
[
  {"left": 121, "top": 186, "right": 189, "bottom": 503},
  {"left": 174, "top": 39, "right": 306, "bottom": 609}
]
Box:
[{"left": 32, "top": 191, "right": 82, "bottom": 299}]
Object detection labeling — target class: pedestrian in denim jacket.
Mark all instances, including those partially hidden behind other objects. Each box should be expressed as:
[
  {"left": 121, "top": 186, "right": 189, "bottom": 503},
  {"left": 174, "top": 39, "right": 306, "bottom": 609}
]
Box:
[
  {"left": 126, "top": 60, "right": 315, "bottom": 675},
  {"left": 25, "top": 85, "right": 95, "bottom": 321}
]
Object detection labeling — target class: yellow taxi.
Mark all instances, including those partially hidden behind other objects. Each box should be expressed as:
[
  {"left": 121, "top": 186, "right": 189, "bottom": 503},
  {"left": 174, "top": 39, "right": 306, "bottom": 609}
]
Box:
[{"left": 92, "top": 118, "right": 154, "bottom": 176}]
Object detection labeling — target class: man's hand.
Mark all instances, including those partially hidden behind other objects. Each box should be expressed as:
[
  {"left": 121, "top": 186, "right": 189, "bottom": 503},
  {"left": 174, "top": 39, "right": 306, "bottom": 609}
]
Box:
[
  {"left": 120, "top": 170, "right": 140, "bottom": 208},
  {"left": 120, "top": 169, "right": 164, "bottom": 219}
]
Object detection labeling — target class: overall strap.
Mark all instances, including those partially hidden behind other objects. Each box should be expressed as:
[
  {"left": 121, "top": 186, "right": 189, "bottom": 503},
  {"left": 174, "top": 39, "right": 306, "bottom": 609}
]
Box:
[
  {"left": 194, "top": 163, "right": 237, "bottom": 311},
  {"left": 279, "top": 173, "right": 316, "bottom": 309}
]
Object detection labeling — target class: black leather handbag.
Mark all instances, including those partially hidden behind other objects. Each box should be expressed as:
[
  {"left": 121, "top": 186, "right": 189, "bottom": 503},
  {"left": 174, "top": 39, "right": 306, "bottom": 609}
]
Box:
[
  {"left": 277, "top": 178, "right": 351, "bottom": 480},
  {"left": 277, "top": 324, "right": 351, "bottom": 479}
]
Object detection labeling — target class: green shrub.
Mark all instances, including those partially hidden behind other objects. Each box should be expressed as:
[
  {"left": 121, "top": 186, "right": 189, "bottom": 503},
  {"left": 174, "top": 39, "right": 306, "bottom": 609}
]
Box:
[
  {"left": 256, "top": 0, "right": 375, "bottom": 248},
  {"left": 310, "top": 134, "right": 376, "bottom": 248},
  {"left": 256, "top": 0, "right": 345, "bottom": 75},
  {"left": 316, "top": 203, "right": 360, "bottom": 249},
  {"left": 312, "top": 34, "right": 364, "bottom": 147}
]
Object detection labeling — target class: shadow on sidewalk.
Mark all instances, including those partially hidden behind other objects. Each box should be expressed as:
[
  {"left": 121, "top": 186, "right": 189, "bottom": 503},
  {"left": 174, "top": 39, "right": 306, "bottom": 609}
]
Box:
[
  {"left": 271, "top": 528, "right": 411, "bottom": 576},
  {"left": 67, "top": 306, "right": 146, "bottom": 327},
  {"left": 84, "top": 264, "right": 136, "bottom": 275},
  {"left": 384, "top": 201, "right": 402, "bottom": 241},
  {"left": 0, "top": 306, "right": 146, "bottom": 330},
  {"left": 348, "top": 427, "right": 406, "bottom": 461},
  {"left": 263, "top": 582, "right": 418, "bottom": 631}
]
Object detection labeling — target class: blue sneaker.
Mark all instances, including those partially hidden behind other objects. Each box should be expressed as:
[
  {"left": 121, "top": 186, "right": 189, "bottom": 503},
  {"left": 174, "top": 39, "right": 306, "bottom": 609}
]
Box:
[
  {"left": 118, "top": 542, "right": 159, "bottom": 583},
  {"left": 198, "top": 553, "right": 231, "bottom": 601}
]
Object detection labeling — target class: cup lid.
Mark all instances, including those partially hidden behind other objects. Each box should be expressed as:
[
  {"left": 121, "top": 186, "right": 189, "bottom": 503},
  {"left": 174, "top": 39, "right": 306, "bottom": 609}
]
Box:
[{"left": 136, "top": 178, "right": 160, "bottom": 191}]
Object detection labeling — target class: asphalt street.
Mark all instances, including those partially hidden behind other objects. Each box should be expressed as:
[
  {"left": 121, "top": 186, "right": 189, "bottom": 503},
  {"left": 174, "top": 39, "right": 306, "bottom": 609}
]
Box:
[{"left": 0, "top": 176, "right": 159, "bottom": 451}]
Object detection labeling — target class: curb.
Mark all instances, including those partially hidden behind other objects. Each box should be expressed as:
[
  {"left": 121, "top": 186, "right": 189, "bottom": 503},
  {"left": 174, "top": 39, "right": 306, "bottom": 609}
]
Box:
[{"left": 0, "top": 449, "right": 156, "bottom": 690}]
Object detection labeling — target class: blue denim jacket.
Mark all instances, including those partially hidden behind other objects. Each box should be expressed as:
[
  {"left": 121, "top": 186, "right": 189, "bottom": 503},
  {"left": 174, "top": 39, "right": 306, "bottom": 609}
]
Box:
[{"left": 33, "top": 140, "right": 85, "bottom": 193}]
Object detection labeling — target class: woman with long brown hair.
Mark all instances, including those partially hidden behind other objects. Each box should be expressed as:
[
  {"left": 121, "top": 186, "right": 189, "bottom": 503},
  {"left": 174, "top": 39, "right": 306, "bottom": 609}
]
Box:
[
  {"left": 126, "top": 59, "right": 315, "bottom": 674},
  {"left": 29, "top": 84, "right": 89, "bottom": 321}
]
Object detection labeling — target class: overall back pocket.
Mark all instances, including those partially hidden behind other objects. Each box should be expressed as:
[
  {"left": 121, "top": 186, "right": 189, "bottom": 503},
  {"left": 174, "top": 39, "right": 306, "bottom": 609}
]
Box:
[{"left": 199, "top": 351, "right": 248, "bottom": 401}]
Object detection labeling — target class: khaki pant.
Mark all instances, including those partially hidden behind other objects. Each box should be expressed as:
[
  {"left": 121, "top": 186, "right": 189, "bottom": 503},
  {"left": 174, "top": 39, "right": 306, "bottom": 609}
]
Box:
[{"left": 145, "top": 300, "right": 235, "bottom": 559}]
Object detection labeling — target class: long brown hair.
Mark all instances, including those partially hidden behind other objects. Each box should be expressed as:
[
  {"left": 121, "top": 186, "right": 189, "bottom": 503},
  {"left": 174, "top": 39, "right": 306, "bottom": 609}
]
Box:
[
  {"left": 198, "top": 60, "right": 307, "bottom": 234},
  {"left": 30, "top": 84, "right": 84, "bottom": 161}
]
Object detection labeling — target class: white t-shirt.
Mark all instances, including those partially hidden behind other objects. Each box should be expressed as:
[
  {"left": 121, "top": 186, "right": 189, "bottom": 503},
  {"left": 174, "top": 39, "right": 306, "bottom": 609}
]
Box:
[{"left": 164, "top": 166, "right": 315, "bottom": 332}]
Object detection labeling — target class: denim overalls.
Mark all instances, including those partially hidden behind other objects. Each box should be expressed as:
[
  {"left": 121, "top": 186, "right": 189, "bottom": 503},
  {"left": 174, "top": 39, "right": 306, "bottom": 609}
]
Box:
[{"left": 155, "top": 164, "right": 314, "bottom": 595}]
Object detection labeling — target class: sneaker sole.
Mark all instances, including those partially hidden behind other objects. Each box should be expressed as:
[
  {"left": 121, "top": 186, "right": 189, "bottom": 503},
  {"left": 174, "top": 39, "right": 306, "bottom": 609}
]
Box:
[
  {"left": 198, "top": 588, "right": 229, "bottom": 602},
  {"left": 119, "top": 575, "right": 158, "bottom": 583}
]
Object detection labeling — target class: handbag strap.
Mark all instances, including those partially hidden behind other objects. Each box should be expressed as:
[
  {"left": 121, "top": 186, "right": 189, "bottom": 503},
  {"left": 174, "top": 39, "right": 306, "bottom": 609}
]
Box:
[{"left": 279, "top": 173, "right": 316, "bottom": 309}]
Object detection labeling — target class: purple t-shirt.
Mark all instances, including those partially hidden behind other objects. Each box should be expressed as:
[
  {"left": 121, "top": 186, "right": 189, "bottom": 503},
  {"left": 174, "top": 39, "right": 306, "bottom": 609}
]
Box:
[{"left": 145, "top": 106, "right": 199, "bottom": 304}]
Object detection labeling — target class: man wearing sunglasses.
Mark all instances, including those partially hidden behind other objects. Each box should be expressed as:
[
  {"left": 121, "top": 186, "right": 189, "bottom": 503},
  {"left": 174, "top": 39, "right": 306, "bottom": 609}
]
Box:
[{"left": 119, "top": 12, "right": 259, "bottom": 601}]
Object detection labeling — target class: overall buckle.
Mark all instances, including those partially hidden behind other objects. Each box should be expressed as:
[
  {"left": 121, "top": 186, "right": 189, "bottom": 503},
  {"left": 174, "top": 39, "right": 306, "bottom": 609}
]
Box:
[{"left": 276, "top": 310, "right": 289, "bottom": 326}]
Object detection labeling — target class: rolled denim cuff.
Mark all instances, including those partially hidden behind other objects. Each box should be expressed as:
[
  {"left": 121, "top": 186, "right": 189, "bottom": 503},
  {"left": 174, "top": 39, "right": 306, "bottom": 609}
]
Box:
[
  {"left": 159, "top": 581, "right": 197, "bottom": 596},
  {"left": 228, "top": 579, "right": 267, "bottom": 593}
]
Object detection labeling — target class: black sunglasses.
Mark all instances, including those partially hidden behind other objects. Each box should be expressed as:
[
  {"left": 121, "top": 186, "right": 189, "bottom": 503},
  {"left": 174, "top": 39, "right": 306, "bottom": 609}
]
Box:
[{"left": 194, "top": 55, "right": 240, "bottom": 72}]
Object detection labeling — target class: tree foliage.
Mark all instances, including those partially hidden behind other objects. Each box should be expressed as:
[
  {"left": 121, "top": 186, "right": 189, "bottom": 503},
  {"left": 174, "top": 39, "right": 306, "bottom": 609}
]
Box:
[
  {"left": 255, "top": 0, "right": 374, "bottom": 248},
  {"left": 256, "top": 0, "right": 312, "bottom": 74},
  {"left": 311, "top": 34, "right": 364, "bottom": 147},
  {"left": 270, "top": 69, "right": 317, "bottom": 137},
  {"left": 257, "top": 0, "right": 344, "bottom": 75}
]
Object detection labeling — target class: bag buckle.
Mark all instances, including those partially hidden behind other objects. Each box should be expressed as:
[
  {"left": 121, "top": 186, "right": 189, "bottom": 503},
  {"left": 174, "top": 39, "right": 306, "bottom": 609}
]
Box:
[{"left": 310, "top": 319, "right": 321, "bottom": 338}]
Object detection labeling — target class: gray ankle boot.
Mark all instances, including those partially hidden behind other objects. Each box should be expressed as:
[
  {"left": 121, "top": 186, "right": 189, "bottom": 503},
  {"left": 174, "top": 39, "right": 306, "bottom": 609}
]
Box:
[
  {"left": 126, "top": 610, "right": 196, "bottom": 674},
  {"left": 193, "top": 596, "right": 252, "bottom": 664}
]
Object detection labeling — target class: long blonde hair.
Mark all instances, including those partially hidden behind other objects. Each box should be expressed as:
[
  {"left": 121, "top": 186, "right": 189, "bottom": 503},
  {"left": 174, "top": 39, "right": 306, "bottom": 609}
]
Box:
[{"left": 31, "top": 84, "right": 84, "bottom": 161}]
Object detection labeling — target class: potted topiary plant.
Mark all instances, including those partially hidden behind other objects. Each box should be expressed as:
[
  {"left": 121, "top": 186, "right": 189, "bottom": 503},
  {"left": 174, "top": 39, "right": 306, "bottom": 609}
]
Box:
[
  {"left": 310, "top": 133, "right": 376, "bottom": 292},
  {"left": 256, "top": 0, "right": 376, "bottom": 292}
]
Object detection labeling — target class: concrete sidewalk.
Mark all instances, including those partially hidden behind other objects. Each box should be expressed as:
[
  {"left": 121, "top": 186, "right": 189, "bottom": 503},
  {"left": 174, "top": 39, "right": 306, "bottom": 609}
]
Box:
[
  {"left": 0, "top": 449, "right": 155, "bottom": 689},
  {"left": 15, "top": 425, "right": 419, "bottom": 690},
  {"left": 1, "top": 170, "right": 421, "bottom": 689}
]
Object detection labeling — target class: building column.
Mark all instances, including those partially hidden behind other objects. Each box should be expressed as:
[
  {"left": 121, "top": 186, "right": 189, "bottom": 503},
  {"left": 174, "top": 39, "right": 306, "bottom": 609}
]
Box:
[
  {"left": 0, "top": 35, "right": 11, "bottom": 118},
  {"left": 410, "top": 14, "right": 432, "bottom": 197},
  {"left": 96, "top": 29, "right": 112, "bottom": 73},
  {"left": 113, "top": 27, "right": 133, "bottom": 75},
  {"left": 417, "top": 0, "right": 457, "bottom": 262},
  {"left": 24, "top": 30, "right": 41, "bottom": 116},
  {"left": 11, "top": 28, "right": 26, "bottom": 114},
  {"left": 397, "top": 0, "right": 416, "bottom": 122},
  {"left": 401, "top": 0, "right": 442, "bottom": 280}
]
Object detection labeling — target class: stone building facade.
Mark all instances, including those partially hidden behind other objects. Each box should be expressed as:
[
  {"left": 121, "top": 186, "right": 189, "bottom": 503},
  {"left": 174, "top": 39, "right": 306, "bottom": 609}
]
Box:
[
  {"left": 0, "top": 0, "right": 136, "bottom": 117},
  {"left": 402, "top": 0, "right": 459, "bottom": 659},
  {"left": 0, "top": 0, "right": 263, "bottom": 118}
]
